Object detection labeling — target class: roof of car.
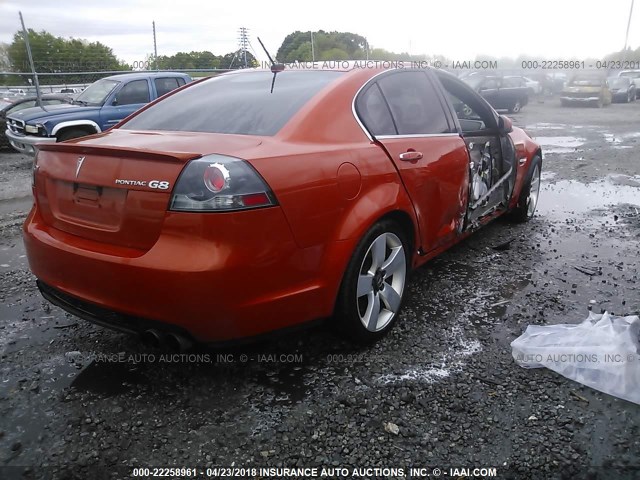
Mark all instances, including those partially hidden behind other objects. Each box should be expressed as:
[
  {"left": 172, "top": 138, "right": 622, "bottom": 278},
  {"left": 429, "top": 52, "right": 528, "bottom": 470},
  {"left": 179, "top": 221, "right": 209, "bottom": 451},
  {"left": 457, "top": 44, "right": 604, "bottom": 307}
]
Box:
[{"left": 102, "top": 71, "right": 190, "bottom": 81}]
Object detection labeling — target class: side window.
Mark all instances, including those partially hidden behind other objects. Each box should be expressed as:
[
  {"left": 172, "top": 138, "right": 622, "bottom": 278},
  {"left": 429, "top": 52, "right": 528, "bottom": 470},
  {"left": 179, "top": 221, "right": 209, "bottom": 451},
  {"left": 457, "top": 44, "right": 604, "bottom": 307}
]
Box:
[
  {"left": 155, "top": 77, "right": 181, "bottom": 97},
  {"left": 177, "top": 77, "right": 186, "bottom": 86},
  {"left": 482, "top": 78, "right": 499, "bottom": 90},
  {"left": 437, "top": 74, "right": 498, "bottom": 132},
  {"left": 377, "top": 72, "right": 449, "bottom": 135},
  {"left": 356, "top": 83, "right": 396, "bottom": 136},
  {"left": 116, "top": 80, "right": 150, "bottom": 105}
]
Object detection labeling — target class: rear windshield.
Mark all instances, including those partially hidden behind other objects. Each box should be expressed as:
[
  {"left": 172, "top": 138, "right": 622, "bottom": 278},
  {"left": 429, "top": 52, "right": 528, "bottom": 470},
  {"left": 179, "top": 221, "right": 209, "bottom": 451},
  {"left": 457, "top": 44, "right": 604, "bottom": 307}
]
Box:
[
  {"left": 608, "top": 77, "right": 628, "bottom": 88},
  {"left": 121, "top": 70, "right": 344, "bottom": 136}
]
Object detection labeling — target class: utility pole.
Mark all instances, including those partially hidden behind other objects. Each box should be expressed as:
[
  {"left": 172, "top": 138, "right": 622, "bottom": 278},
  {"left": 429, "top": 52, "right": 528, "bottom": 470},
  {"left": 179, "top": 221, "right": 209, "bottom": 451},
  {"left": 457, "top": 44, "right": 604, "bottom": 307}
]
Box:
[
  {"left": 238, "top": 27, "right": 249, "bottom": 68},
  {"left": 311, "top": 31, "right": 315, "bottom": 62},
  {"left": 152, "top": 21, "right": 158, "bottom": 70},
  {"left": 623, "top": 0, "right": 635, "bottom": 60},
  {"left": 19, "top": 12, "right": 42, "bottom": 108}
]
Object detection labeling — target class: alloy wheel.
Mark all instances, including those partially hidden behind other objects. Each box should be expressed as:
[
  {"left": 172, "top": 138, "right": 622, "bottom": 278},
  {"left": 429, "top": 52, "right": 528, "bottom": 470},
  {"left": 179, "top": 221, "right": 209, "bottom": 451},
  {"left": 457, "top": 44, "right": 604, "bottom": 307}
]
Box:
[
  {"left": 356, "top": 232, "right": 406, "bottom": 332},
  {"left": 527, "top": 164, "right": 541, "bottom": 217}
]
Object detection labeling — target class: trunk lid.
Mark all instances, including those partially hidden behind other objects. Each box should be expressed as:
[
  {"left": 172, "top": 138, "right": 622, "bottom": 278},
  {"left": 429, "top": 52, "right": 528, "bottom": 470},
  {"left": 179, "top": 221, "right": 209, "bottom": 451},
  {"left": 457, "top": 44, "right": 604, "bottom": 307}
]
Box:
[{"left": 35, "top": 130, "right": 263, "bottom": 251}]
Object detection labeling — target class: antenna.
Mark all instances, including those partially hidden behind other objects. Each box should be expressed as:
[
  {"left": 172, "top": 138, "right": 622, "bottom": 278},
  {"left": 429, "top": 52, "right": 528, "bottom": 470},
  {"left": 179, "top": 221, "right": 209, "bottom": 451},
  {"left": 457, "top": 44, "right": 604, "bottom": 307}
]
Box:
[{"left": 257, "top": 37, "right": 284, "bottom": 93}]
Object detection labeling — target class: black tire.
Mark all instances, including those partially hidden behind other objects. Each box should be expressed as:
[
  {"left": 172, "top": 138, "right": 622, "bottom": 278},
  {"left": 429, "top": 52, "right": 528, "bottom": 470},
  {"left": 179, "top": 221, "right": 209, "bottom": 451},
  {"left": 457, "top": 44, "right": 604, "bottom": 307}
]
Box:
[
  {"left": 509, "top": 155, "right": 542, "bottom": 223},
  {"left": 57, "top": 128, "right": 89, "bottom": 142},
  {"left": 334, "top": 220, "right": 410, "bottom": 344}
]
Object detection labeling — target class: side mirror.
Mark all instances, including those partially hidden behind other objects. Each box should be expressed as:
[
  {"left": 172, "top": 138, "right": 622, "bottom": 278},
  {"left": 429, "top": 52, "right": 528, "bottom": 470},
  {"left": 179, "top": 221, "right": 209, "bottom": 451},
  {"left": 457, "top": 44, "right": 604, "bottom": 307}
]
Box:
[
  {"left": 498, "top": 115, "right": 513, "bottom": 134},
  {"left": 111, "top": 98, "right": 118, "bottom": 106}
]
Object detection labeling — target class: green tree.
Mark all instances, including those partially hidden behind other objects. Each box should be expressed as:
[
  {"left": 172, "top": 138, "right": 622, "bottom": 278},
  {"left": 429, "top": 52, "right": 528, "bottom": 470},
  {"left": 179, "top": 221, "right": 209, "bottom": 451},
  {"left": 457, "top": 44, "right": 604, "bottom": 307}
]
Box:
[
  {"left": 276, "top": 30, "right": 367, "bottom": 63},
  {"left": 0, "top": 43, "right": 9, "bottom": 70},
  {"left": 319, "top": 47, "right": 349, "bottom": 61},
  {"left": 219, "top": 50, "right": 257, "bottom": 69},
  {"left": 7, "top": 29, "right": 128, "bottom": 84},
  {"left": 603, "top": 46, "right": 640, "bottom": 62},
  {"left": 156, "top": 50, "right": 254, "bottom": 70}
]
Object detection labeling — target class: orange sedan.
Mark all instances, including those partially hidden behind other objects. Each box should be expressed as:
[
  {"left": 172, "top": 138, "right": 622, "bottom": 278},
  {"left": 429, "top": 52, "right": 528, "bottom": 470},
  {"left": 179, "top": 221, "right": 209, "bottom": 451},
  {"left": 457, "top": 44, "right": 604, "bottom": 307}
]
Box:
[{"left": 23, "top": 64, "right": 542, "bottom": 347}]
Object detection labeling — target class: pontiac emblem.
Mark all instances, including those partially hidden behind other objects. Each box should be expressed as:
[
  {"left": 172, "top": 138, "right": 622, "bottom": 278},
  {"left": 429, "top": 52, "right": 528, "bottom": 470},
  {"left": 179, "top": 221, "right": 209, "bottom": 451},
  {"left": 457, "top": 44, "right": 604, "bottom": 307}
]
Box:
[{"left": 75, "top": 156, "right": 85, "bottom": 178}]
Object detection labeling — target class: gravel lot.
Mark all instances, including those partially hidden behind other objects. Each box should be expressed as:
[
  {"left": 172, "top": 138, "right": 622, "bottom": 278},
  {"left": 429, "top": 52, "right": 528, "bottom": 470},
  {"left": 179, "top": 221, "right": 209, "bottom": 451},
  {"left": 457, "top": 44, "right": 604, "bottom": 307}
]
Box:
[{"left": 1, "top": 98, "right": 639, "bottom": 479}]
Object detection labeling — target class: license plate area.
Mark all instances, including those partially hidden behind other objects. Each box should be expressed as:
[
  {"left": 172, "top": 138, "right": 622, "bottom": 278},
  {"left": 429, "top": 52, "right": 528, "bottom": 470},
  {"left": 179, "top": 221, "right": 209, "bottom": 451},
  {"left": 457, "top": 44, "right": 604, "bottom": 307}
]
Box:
[
  {"left": 74, "top": 183, "right": 102, "bottom": 205},
  {"left": 46, "top": 179, "right": 127, "bottom": 231}
]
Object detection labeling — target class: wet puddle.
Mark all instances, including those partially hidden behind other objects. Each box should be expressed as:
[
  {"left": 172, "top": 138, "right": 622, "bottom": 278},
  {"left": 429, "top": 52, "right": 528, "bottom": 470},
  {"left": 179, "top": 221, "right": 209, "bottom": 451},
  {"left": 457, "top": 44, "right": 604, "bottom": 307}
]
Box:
[
  {"left": 0, "top": 196, "right": 31, "bottom": 269},
  {"left": 538, "top": 175, "right": 640, "bottom": 221},
  {"left": 0, "top": 195, "right": 33, "bottom": 217},
  {"left": 603, "top": 132, "right": 639, "bottom": 150},
  {"left": 0, "top": 240, "right": 27, "bottom": 269},
  {"left": 533, "top": 136, "right": 586, "bottom": 154},
  {"left": 525, "top": 122, "right": 569, "bottom": 130},
  {"left": 69, "top": 360, "right": 146, "bottom": 396}
]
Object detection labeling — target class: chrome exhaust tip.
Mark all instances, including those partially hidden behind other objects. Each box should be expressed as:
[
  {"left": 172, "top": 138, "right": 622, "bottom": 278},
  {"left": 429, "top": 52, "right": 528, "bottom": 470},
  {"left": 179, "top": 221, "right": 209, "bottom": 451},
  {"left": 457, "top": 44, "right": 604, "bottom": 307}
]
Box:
[
  {"left": 165, "top": 333, "right": 193, "bottom": 352},
  {"left": 141, "top": 329, "right": 163, "bottom": 348}
]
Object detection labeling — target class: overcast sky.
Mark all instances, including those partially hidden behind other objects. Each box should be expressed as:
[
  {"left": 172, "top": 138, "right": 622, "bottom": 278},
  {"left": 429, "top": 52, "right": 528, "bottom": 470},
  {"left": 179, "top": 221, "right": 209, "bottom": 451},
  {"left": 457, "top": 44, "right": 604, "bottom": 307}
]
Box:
[{"left": 0, "top": 0, "right": 637, "bottom": 64}]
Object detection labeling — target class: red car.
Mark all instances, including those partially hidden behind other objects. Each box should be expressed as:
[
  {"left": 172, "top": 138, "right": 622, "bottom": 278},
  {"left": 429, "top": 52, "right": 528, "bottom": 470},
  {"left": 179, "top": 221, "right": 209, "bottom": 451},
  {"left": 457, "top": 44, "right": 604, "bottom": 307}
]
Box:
[{"left": 23, "top": 65, "right": 542, "bottom": 348}]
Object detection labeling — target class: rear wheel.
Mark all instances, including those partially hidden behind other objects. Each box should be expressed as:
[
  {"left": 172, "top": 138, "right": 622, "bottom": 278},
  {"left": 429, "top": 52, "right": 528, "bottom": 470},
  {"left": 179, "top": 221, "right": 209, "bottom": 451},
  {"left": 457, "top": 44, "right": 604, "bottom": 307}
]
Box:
[
  {"left": 509, "top": 100, "right": 522, "bottom": 113},
  {"left": 509, "top": 155, "right": 542, "bottom": 223},
  {"left": 57, "top": 128, "right": 89, "bottom": 142},
  {"left": 627, "top": 91, "right": 633, "bottom": 103},
  {"left": 335, "top": 220, "right": 409, "bottom": 343}
]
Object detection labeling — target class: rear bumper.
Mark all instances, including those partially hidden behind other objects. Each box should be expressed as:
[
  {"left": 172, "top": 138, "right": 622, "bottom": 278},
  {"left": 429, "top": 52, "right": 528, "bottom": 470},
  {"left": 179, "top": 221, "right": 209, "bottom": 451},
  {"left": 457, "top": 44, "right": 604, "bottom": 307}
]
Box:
[
  {"left": 612, "top": 92, "right": 631, "bottom": 100},
  {"left": 5, "top": 129, "right": 55, "bottom": 155},
  {"left": 560, "top": 96, "right": 600, "bottom": 103},
  {"left": 23, "top": 204, "right": 347, "bottom": 342},
  {"left": 38, "top": 280, "right": 192, "bottom": 337}
]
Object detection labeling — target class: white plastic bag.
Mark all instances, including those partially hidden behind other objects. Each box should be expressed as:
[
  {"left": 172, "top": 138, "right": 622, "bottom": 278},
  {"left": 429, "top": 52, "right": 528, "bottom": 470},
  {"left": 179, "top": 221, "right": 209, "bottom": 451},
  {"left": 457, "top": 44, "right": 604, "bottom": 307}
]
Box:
[{"left": 511, "top": 312, "right": 640, "bottom": 405}]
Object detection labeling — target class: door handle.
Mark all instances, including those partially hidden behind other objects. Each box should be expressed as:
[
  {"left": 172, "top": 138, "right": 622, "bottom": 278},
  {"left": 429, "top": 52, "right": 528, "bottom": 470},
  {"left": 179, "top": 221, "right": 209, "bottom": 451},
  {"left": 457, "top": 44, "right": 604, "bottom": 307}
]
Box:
[{"left": 399, "top": 151, "right": 423, "bottom": 161}]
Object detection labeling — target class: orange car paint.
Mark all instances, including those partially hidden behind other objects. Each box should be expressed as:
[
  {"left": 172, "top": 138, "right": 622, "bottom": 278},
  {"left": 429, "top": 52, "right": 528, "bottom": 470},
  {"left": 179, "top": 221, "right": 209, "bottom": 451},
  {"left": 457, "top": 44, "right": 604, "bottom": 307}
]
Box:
[{"left": 23, "top": 67, "right": 540, "bottom": 342}]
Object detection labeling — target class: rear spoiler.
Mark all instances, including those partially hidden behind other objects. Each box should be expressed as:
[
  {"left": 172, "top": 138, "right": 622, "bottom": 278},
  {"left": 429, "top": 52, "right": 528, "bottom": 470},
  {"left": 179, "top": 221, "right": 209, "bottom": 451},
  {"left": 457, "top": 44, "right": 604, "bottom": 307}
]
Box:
[{"left": 37, "top": 142, "right": 201, "bottom": 164}]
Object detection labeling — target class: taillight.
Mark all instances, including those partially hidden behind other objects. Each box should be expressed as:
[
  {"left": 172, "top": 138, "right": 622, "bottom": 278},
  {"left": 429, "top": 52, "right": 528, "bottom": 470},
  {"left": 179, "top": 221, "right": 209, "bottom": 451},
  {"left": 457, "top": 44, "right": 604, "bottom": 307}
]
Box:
[{"left": 170, "top": 154, "right": 277, "bottom": 212}]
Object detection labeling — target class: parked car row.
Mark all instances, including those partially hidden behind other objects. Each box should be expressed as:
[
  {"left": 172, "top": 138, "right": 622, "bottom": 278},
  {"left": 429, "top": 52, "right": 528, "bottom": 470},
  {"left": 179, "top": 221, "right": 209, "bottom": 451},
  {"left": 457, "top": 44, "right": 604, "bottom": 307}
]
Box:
[
  {"left": 462, "top": 74, "right": 530, "bottom": 113},
  {"left": 4, "top": 72, "right": 190, "bottom": 155},
  {"left": 459, "top": 70, "right": 640, "bottom": 109},
  {"left": 560, "top": 70, "right": 640, "bottom": 107},
  {"left": 1, "top": 94, "right": 73, "bottom": 149}
]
